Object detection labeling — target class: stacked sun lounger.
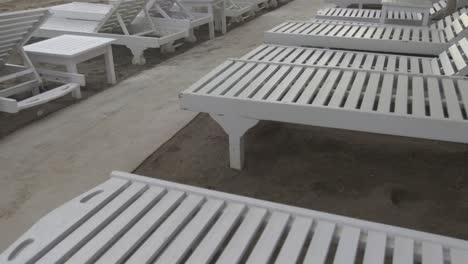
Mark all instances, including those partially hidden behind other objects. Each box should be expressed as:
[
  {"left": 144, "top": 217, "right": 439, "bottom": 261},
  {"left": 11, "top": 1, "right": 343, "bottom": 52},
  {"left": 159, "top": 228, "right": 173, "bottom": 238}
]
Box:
[
  {"left": 2, "top": 171, "right": 468, "bottom": 263},
  {"left": 0, "top": 9, "right": 83, "bottom": 114}
]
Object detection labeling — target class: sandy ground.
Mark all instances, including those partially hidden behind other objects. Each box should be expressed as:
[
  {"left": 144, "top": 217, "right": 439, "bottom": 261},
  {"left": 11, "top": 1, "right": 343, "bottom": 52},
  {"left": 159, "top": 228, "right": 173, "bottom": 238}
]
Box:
[
  {"left": 0, "top": 0, "right": 320, "bottom": 251},
  {"left": 136, "top": 114, "right": 468, "bottom": 240}
]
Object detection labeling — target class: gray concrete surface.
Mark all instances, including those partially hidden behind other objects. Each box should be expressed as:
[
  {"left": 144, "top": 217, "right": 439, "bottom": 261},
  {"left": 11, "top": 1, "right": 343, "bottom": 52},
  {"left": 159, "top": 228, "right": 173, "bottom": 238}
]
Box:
[{"left": 0, "top": 0, "right": 320, "bottom": 252}]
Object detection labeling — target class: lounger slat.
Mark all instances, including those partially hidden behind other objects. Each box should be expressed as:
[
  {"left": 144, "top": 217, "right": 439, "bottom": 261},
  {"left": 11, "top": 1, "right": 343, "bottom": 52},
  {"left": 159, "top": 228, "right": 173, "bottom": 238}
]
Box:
[
  {"left": 297, "top": 68, "right": 328, "bottom": 104},
  {"left": 246, "top": 212, "right": 290, "bottom": 264},
  {"left": 448, "top": 45, "right": 467, "bottom": 72},
  {"left": 224, "top": 64, "right": 268, "bottom": 97},
  {"left": 412, "top": 76, "right": 426, "bottom": 117},
  {"left": 216, "top": 207, "right": 268, "bottom": 264},
  {"left": 394, "top": 75, "right": 409, "bottom": 115},
  {"left": 303, "top": 221, "right": 336, "bottom": 263},
  {"left": 124, "top": 194, "right": 204, "bottom": 263},
  {"left": 328, "top": 71, "right": 353, "bottom": 108},
  {"left": 95, "top": 190, "right": 185, "bottom": 263},
  {"left": 65, "top": 186, "right": 166, "bottom": 263},
  {"left": 312, "top": 69, "right": 340, "bottom": 106},
  {"left": 186, "top": 203, "right": 246, "bottom": 264},
  {"left": 333, "top": 226, "right": 361, "bottom": 264},
  {"left": 377, "top": 74, "right": 395, "bottom": 113},
  {"left": 344, "top": 71, "right": 366, "bottom": 109},
  {"left": 362, "top": 231, "right": 386, "bottom": 264},
  {"left": 36, "top": 182, "right": 148, "bottom": 264},
  {"left": 154, "top": 199, "right": 225, "bottom": 264},
  {"left": 392, "top": 237, "right": 414, "bottom": 264},
  {"left": 439, "top": 51, "right": 455, "bottom": 75},
  {"left": 442, "top": 79, "right": 463, "bottom": 120},
  {"left": 451, "top": 248, "right": 468, "bottom": 264},
  {"left": 422, "top": 242, "right": 444, "bottom": 264},
  {"left": 427, "top": 77, "right": 445, "bottom": 118},
  {"left": 282, "top": 68, "right": 316, "bottom": 103},
  {"left": 274, "top": 217, "right": 312, "bottom": 264},
  {"left": 360, "top": 73, "right": 380, "bottom": 111}
]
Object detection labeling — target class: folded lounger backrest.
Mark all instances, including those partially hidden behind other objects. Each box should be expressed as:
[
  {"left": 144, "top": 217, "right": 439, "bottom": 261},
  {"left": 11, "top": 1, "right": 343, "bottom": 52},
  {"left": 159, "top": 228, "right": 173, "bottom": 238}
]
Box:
[
  {"left": 0, "top": 9, "right": 50, "bottom": 73},
  {"left": 97, "top": 0, "right": 149, "bottom": 34},
  {"left": 0, "top": 9, "right": 50, "bottom": 102},
  {"left": 146, "top": 0, "right": 194, "bottom": 20}
]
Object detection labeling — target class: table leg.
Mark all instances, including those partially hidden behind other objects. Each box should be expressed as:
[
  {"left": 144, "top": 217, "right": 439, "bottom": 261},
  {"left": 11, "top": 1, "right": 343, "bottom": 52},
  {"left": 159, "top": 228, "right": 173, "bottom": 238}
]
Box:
[
  {"left": 66, "top": 62, "right": 81, "bottom": 98},
  {"left": 104, "top": 46, "right": 117, "bottom": 84},
  {"left": 219, "top": 1, "right": 227, "bottom": 34}
]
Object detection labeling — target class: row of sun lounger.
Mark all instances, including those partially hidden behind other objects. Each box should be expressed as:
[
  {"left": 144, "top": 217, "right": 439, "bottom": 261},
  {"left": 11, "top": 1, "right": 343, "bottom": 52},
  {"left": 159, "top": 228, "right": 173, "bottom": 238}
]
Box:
[
  {"left": 1, "top": 0, "right": 286, "bottom": 113},
  {"left": 2, "top": 0, "right": 468, "bottom": 262}
]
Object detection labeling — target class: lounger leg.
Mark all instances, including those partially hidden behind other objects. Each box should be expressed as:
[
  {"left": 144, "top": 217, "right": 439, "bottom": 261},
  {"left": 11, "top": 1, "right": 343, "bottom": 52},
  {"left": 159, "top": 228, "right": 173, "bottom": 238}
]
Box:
[
  {"left": 270, "top": 0, "right": 278, "bottom": 8},
  {"left": 211, "top": 114, "right": 259, "bottom": 170},
  {"left": 209, "top": 21, "right": 215, "bottom": 39},
  {"left": 186, "top": 29, "right": 197, "bottom": 43},
  {"left": 72, "top": 86, "right": 82, "bottom": 99},
  {"left": 128, "top": 46, "right": 146, "bottom": 65},
  {"left": 104, "top": 46, "right": 117, "bottom": 84},
  {"left": 161, "top": 42, "right": 176, "bottom": 54}
]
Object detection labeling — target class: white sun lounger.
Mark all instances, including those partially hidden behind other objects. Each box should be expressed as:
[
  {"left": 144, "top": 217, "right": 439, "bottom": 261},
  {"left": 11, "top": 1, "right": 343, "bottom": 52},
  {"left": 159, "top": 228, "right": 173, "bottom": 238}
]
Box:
[
  {"left": 2, "top": 170, "right": 468, "bottom": 263},
  {"left": 180, "top": 45, "right": 468, "bottom": 169},
  {"left": 239, "top": 39, "right": 468, "bottom": 76},
  {"left": 35, "top": 0, "right": 188, "bottom": 65},
  {"left": 315, "top": 3, "right": 462, "bottom": 26},
  {"left": 144, "top": 0, "right": 215, "bottom": 41},
  {"left": 264, "top": 13, "right": 468, "bottom": 56},
  {"left": 0, "top": 9, "right": 82, "bottom": 114},
  {"left": 224, "top": 0, "right": 256, "bottom": 24}
]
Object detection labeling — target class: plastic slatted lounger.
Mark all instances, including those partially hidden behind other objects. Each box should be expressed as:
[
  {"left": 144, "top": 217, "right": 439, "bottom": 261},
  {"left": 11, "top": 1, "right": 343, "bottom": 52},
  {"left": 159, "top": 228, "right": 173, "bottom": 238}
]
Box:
[
  {"left": 224, "top": 0, "right": 256, "bottom": 24},
  {"left": 2, "top": 171, "right": 468, "bottom": 263},
  {"left": 144, "top": 0, "right": 215, "bottom": 41},
  {"left": 264, "top": 13, "right": 468, "bottom": 56},
  {"left": 180, "top": 46, "right": 468, "bottom": 169},
  {"left": 315, "top": 0, "right": 451, "bottom": 24},
  {"left": 321, "top": 0, "right": 382, "bottom": 8},
  {"left": 35, "top": 0, "right": 188, "bottom": 65},
  {"left": 248, "top": 38, "right": 468, "bottom": 76},
  {"left": 0, "top": 9, "right": 82, "bottom": 114}
]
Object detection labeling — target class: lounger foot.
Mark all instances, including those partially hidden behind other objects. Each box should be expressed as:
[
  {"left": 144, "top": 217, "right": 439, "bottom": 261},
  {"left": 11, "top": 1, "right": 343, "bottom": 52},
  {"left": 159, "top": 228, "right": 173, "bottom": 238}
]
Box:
[
  {"left": 211, "top": 114, "right": 258, "bottom": 170},
  {"left": 269, "top": 0, "right": 278, "bottom": 8},
  {"left": 129, "top": 46, "right": 146, "bottom": 65},
  {"left": 161, "top": 43, "right": 176, "bottom": 54},
  {"left": 185, "top": 30, "right": 197, "bottom": 43}
]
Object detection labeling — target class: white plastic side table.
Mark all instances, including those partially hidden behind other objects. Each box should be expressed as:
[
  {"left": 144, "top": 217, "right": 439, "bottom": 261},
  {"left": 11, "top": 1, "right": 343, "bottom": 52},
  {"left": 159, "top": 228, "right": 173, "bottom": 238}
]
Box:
[{"left": 24, "top": 35, "right": 117, "bottom": 84}]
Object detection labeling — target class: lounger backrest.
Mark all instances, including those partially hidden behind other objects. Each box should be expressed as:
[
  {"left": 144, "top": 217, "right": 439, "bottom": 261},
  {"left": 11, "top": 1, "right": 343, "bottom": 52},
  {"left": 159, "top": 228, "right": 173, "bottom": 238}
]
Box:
[
  {"left": 443, "top": 12, "right": 468, "bottom": 41},
  {"left": 430, "top": 0, "right": 447, "bottom": 16},
  {"left": 0, "top": 9, "right": 50, "bottom": 67},
  {"left": 431, "top": 8, "right": 467, "bottom": 29},
  {"left": 432, "top": 37, "right": 468, "bottom": 75},
  {"left": 97, "top": 0, "right": 148, "bottom": 33}
]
